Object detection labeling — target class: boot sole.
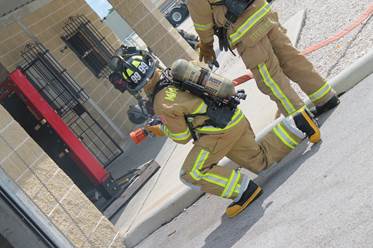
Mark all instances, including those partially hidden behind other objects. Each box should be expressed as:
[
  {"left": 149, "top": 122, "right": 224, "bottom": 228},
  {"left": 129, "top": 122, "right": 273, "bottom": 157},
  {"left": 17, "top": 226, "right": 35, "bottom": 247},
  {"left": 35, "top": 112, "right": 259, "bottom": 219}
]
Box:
[
  {"left": 301, "top": 111, "right": 321, "bottom": 143},
  {"left": 226, "top": 186, "right": 263, "bottom": 218}
]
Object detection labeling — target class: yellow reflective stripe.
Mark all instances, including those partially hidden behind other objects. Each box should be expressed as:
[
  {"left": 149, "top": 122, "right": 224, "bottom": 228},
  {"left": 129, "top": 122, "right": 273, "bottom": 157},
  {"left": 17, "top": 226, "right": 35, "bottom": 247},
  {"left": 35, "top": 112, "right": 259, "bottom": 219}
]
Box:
[
  {"left": 221, "top": 170, "right": 241, "bottom": 198},
  {"left": 197, "top": 108, "right": 244, "bottom": 133},
  {"left": 170, "top": 131, "right": 191, "bottom": 141},
  {"left": 258, "top": 64, "right": 297, "bottom": 115},
  {"left": 194, "top": 22, "right": 213, "bottom": 31},
  {"left": 234, "top": 185, "right": 241, "bottom": 194},
  {"left": 221, "top": 171, "right": 235, "bottom": 197},
  {"left": 308, "top": 82, "right": 332, "bottom": 103},
  {"left": 272, "top": 123, "right": 298, "bottom": 149},
  {"left": 229, "top": 2, "right": 271, "bottom": 46},
  {"left": 161, "top": 125, "right": 191, "bottom": 141},
  {"left": 190, "top": 150, "right": 209, "bottom": 181},
  {"left": 273, "top": 126, "right": 294, "bottom": 149},
  {"left": 282, "top": 117, "right": 305, "bottom": 139},
  {"left": 224, "top": 110, "right": 245, "bottom": 129},
  {"left": 190, "top": 150, "right": 230, "bottom": 188},
  {"left": 227, "top": 172, "right": 241, "bottom": 198},
  {"left": 204, "top": 173, "right": 228, "bottom": 188},
  {"left": 192, "top": 101, "right": 208, "bottom": 114},
  {"left": 278, "top": 123, "right": 299, "bottom": 147}
]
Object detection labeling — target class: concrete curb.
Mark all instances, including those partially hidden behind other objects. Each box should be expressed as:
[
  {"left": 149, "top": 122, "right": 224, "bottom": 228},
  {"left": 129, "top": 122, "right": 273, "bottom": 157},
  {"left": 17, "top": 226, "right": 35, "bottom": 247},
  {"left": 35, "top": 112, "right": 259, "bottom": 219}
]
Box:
[
  {"left": 330, "top": 49, "right": 373, "bottom": 94},
  {"left": 122, "top": 10, "right": 308, "bottom": 248}
]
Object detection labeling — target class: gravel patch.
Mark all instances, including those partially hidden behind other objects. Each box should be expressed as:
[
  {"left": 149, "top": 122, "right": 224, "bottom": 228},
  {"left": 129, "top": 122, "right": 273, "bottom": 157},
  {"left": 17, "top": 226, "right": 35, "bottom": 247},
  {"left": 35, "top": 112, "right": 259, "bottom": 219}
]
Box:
[{"left": 272, "top": 0, "right": 373, "bottom": 79}]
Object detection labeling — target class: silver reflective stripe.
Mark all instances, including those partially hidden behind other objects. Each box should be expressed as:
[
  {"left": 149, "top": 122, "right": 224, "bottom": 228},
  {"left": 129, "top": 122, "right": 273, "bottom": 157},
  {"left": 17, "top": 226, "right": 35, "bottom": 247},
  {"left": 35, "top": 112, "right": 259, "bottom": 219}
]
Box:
[
  {"left": 180, "top": 169, "right": 202, "bottom": 191},
  {"left": 308, "top": 82, "right": 332, "bottom": 103},
  {"left": 190, "top": 150, "right": 229, "bottom": 188},
  {"left": 197, "top": 108, "right": 244, "bottom": 132},
  {"left": 192, "top": 101, "right": 208, "bottom": 114},
  {"left": 258, "top": 64, "right": 297, "bottom": 115},
  {"left": 194, "top": 23, "right": 213, "bottom": 31},
  {"left": 161, "top": 125, "right": 191, "bottom": 141},
  {"left": 229, "top": 2, "right": 271, "bottom": 46},
  {"left": 233, "top": 174, "right": 250, "bottom": 202},
  {"left": 204, "top": 174, "right": 228, "bottom": 187},
  {"left": 190, "top": 150, "right": 210, "bottom": 180},
  {"left": 221, "top": 170, "right": 241, "bottom": 198},
  {"left": 273, "top": 123, "right": 298, "bottom": 149},
  {"left": 282, "top": 118, "right": 305, "bottom": 139}
]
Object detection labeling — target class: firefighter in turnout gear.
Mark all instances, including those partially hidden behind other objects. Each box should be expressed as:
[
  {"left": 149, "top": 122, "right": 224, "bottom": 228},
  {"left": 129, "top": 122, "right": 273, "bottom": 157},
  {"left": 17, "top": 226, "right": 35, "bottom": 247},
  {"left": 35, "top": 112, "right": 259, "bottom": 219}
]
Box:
[
  {"left": 108, "top": 48, "right": 321, "bottom": 218},
  {"left": 187, "top": 0, "right": 340, "bottom": 117}
]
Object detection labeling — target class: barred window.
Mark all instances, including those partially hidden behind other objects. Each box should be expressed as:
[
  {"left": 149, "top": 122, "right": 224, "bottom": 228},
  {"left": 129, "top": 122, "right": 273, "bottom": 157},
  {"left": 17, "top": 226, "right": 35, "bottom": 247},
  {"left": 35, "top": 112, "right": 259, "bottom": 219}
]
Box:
[
  {"left": 62, "top": 15, "right": 115, "bottom": 78},
  {"left": 21, "top": 42, "right": 123, "bottom": 167}
]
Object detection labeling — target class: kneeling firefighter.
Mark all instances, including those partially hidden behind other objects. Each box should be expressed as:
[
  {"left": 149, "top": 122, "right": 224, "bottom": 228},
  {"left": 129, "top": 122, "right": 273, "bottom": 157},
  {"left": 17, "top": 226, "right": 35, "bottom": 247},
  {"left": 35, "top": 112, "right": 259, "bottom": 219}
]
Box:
[
  {"left": 187, "top": 0, "right": 340, "bottom": 117},
  {"left": 108, "top": 47, "right": 321, "bottom": 218}
]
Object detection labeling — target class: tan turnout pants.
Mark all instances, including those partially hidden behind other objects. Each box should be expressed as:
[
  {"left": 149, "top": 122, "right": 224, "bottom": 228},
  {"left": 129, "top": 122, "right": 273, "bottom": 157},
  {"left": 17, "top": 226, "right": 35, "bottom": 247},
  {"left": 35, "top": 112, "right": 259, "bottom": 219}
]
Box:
[
  {"left": 180, "top": 117, "right": 304, "bottom": 200},
  {"left": 236, "top": 22, "right": 336, "bottom": 116}
]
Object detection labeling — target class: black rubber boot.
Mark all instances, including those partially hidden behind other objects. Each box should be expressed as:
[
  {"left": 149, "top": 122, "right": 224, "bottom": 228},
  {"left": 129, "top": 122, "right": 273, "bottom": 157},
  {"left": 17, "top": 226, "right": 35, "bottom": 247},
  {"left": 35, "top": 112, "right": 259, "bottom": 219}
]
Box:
[
  {"left": 225, "top": 180, "right": 262, "bottom": 218},
  {"left": 314, "top": 95, "right": 340, "bottom": 117},
  {"left": 293, "top": 109, "right": 321, "bottom": 143}
]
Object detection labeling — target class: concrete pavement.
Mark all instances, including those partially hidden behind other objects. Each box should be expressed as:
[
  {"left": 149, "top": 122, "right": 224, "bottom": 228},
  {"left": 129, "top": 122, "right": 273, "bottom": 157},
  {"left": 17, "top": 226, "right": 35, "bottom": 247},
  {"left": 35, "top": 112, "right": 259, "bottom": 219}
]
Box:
[{"left": 137, "top": 72, "right": 373, "bottom": 248}]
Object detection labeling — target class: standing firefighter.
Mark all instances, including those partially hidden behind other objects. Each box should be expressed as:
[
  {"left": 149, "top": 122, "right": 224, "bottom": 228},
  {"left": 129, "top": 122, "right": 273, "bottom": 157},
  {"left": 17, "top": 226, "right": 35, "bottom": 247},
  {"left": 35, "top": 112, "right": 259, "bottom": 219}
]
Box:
[
  {"left": 187, "top": 0, "right": 340, "bottom": 117},
  {"left": 109, "top": 48, "right": 321, "bottom": 218}
]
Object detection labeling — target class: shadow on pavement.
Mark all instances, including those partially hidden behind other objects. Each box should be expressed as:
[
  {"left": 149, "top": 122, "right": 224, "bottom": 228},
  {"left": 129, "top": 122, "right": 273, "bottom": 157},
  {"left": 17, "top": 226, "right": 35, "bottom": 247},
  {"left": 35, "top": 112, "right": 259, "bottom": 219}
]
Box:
[{"left": 201, "top": 140, "right": 322, "bottom": 248}]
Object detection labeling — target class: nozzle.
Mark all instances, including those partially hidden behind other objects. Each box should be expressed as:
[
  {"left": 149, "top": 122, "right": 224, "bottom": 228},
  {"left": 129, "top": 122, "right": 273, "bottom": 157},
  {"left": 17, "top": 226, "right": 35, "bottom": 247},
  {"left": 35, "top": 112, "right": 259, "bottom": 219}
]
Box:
[{"left": 130, "top": 128, "right": 148, "bottom": 144}]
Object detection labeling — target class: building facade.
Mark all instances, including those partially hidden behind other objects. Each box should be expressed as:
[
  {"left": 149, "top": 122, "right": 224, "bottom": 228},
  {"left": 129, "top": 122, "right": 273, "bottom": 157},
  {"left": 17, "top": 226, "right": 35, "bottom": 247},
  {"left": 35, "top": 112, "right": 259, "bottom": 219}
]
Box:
[{"left": 0, "top": 0, "right": 196, "bottom": 247}]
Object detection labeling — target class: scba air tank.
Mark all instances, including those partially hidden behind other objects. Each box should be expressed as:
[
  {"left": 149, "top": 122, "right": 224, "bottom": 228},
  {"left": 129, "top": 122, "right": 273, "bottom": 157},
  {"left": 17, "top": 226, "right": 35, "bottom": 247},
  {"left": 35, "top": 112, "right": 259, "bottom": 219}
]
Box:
[{"left": 170, "top": 59, "right": 236, "bottom": 98}]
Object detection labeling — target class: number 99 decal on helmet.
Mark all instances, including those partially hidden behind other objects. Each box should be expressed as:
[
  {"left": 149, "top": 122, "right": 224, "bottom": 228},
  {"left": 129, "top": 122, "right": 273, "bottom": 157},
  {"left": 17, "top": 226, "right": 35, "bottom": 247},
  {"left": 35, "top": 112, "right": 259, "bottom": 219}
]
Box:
[{"left": 108, "top": 46, "right": 159, "bottom": 95}]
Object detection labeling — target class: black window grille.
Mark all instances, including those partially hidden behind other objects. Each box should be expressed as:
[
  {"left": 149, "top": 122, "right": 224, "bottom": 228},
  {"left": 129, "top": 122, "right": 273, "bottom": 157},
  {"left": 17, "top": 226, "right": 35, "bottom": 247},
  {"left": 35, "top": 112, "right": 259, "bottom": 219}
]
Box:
[
  {"left": 21, "top": 42, "right": 122, "bottom": 168},
  {"left": 61, "top": 15, "right": 115, "bottom": 78}
]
